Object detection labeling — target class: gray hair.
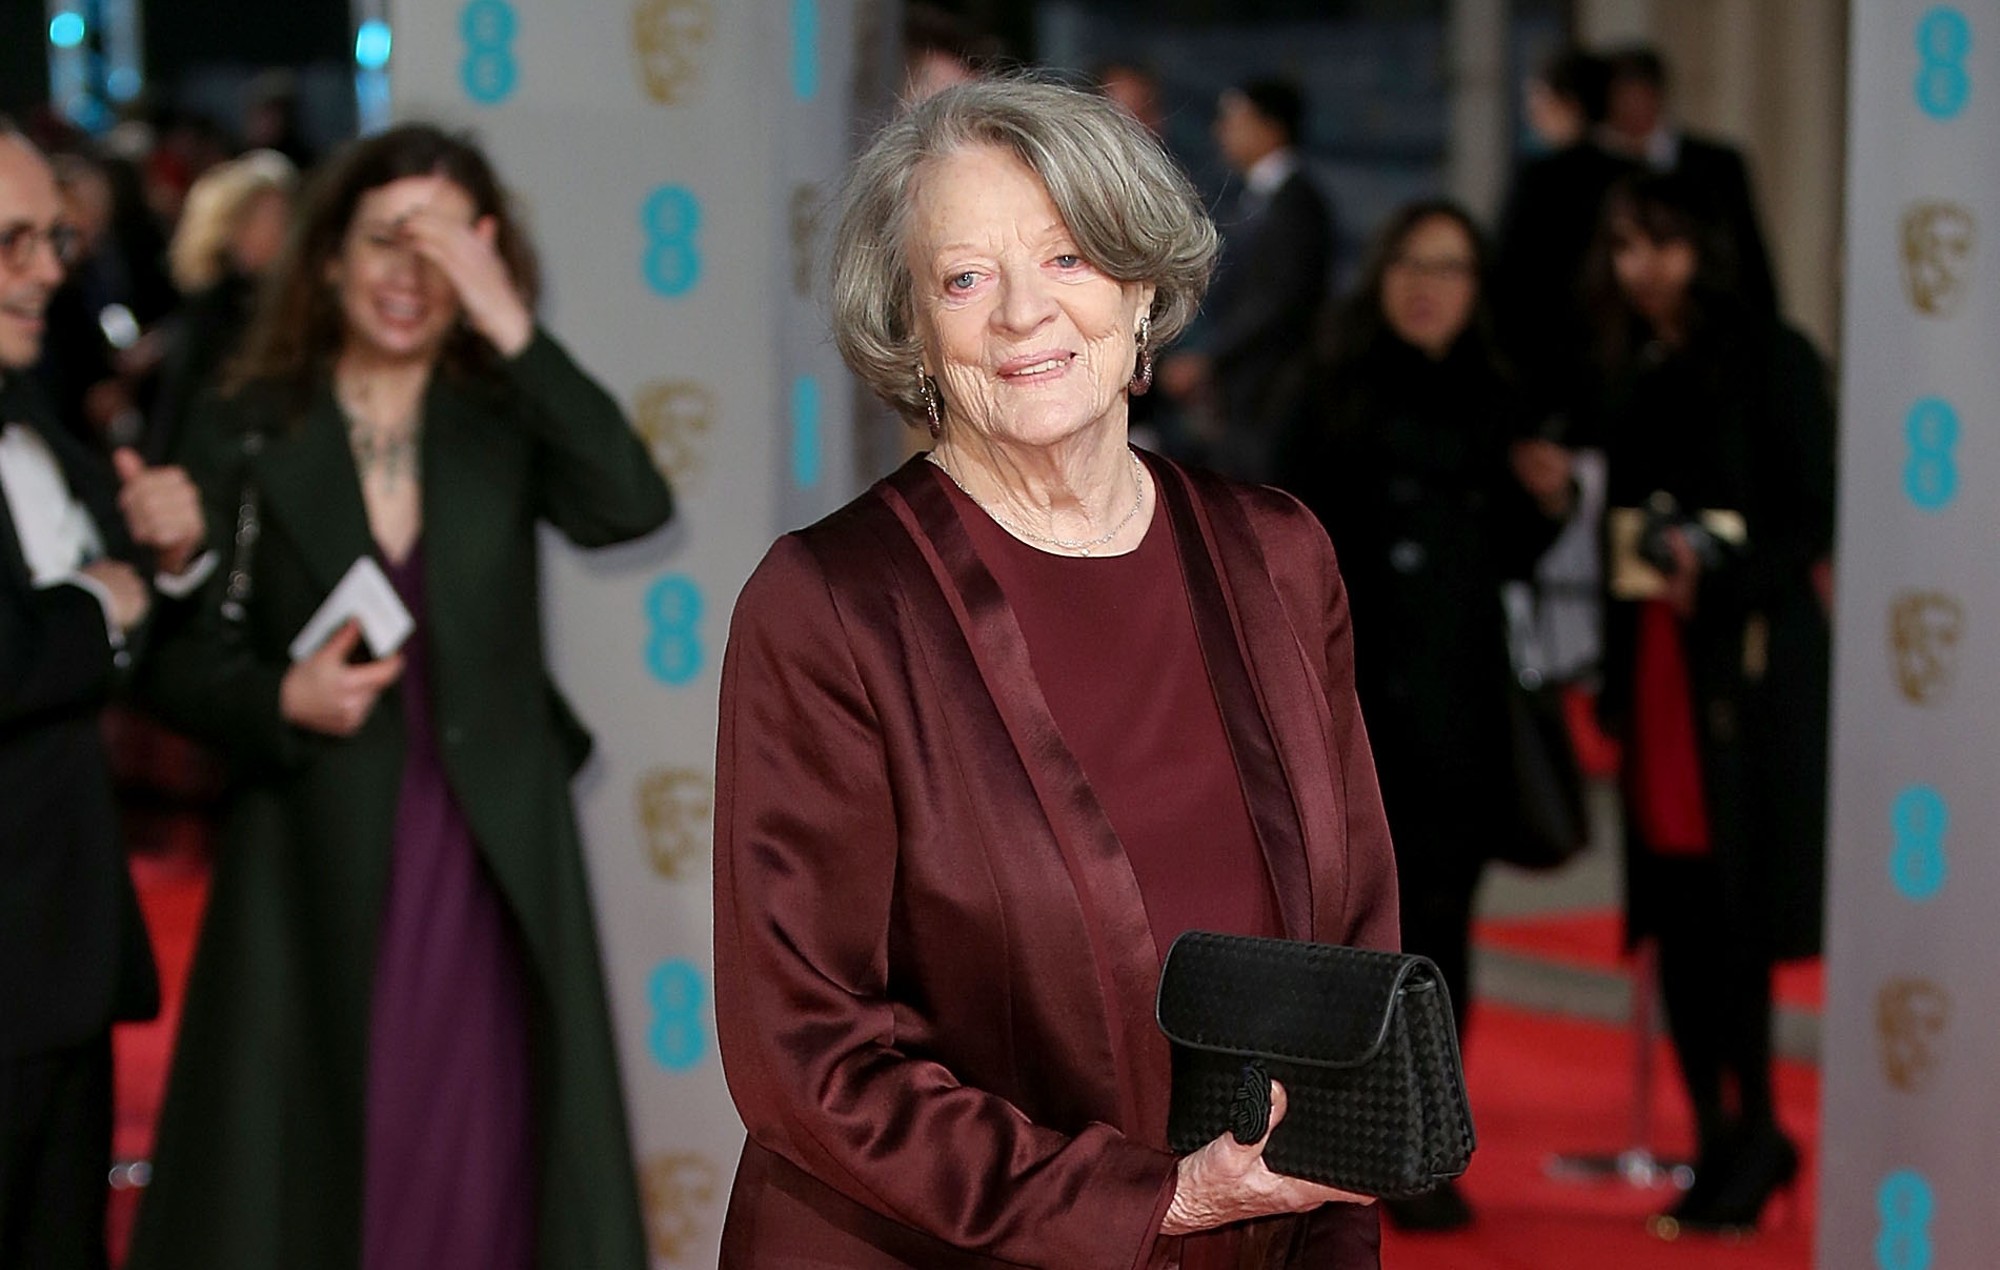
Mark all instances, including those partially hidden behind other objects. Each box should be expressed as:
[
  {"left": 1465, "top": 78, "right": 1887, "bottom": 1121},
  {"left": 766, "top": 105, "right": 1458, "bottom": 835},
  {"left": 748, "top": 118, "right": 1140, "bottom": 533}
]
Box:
[{"left": 828, "top": 75, "right": 1218, "bottom": 427}]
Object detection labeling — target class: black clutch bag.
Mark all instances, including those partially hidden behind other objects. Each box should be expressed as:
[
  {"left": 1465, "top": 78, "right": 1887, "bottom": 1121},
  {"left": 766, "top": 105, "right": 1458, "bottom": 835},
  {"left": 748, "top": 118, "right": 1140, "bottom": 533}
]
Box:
[{"left": 1156, "top": 931, "right": 1476, "bottom": 1198}]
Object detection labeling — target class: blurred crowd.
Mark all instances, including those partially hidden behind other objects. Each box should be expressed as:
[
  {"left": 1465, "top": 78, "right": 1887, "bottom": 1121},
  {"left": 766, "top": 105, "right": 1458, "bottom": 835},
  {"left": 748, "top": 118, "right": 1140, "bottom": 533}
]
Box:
[
  {"left": 2, "top": 10, "right": 1832, "bottom": 1265},
  {"left": 1103, "top": 41, "right": 1832, "bottom": 1241}
]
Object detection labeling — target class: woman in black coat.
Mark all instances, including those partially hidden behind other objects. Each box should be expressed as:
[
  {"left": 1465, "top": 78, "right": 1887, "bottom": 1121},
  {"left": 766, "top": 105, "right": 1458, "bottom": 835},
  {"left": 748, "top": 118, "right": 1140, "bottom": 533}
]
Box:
[
  {"left": 1276, "top": 201, "right": 1572, "bottom": 1231},
  {"left": 1583, "top": 171, "right": 1834, "bottom": 1237}
]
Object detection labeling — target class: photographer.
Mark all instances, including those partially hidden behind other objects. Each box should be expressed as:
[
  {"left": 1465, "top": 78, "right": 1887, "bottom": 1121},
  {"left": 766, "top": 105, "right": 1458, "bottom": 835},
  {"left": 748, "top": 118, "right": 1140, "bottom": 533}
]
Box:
[{"left": 1584, "top": 171, "right": 1834, "bottom": 1238}]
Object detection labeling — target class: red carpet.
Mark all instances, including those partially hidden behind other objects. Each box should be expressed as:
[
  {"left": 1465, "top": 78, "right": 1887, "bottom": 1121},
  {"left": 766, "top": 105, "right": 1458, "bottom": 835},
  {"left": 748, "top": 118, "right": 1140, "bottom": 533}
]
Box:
[
  {"left": 111, "top": 862, "right": 1817, "bottom": 1269},
  {"left": 108, "top": 847, "right": 209, "bottom": 1264},
  {"left": 1475, "top": 908, "right": 1825, "bottom": 1013},
  {"left": 1382, "top": 1001, "right": 1817, "bottom": 1269}
]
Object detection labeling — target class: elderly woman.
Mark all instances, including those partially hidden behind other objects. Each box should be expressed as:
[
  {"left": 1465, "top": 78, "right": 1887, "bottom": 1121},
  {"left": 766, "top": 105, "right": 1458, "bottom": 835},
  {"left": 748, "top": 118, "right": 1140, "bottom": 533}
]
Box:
[{"left": 714, "top": 78, "right": 1399, "bottom": 1269}]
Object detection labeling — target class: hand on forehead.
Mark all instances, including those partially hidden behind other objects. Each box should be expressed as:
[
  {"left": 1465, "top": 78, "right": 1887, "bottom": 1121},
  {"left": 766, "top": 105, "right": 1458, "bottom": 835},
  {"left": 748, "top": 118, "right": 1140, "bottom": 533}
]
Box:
[{"left": 357, "top": 174, "right": 478, "bottom": 229}]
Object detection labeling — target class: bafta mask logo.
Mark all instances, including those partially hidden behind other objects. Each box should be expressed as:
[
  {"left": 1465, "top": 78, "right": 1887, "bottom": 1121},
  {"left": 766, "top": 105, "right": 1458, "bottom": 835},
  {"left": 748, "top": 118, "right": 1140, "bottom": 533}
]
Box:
[
  {"left": 790, "top": 183, "right": 822, "bottom": 298},
  {"left": 638, "top": 766, "right": 712, "bottom": 881},
  {"left": 1877, "top": 978, "right": 1950, "bottom": 1092},
  {"left": 1888, "top": 590, "right": 1963, "bottom": 706},
  {"left": 1900, "top": 202, "right": 1976, "bottom": 317},
  {"left": 633, "top": 0, "right": 715, "bottom": 107},
  {"left": 633, "top": 379, "right": 715, "bottom": 490},
  {"left": 641, "top": 1152, "right": 721, "bottom": 1263}
]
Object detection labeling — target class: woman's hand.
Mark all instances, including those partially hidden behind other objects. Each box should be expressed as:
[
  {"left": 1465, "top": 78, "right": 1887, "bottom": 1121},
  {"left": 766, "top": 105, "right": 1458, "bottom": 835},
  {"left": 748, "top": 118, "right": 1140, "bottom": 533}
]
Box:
[
  {"left": 279, "top": 621, "right": 405, "bottom": 737},
  {"left": 1660, "top": 527, "right": 1702, "bottom": 617},
  {"left": 398, "top": 205, "right": 534, "bottom": 358},
  {"left": 1509, "top": 438, "right": 1576, "bottom": 519},
  {"left": 1160, "top": 1081, "right": 1373, "bottom": 1235}
]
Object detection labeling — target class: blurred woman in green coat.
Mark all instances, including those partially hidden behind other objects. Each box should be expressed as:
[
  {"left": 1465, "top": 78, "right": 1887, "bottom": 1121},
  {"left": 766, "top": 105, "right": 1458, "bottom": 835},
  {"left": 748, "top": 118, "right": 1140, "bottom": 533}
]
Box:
[{"left": 130, "top": 125, "right": 672, "bottom": 1270}]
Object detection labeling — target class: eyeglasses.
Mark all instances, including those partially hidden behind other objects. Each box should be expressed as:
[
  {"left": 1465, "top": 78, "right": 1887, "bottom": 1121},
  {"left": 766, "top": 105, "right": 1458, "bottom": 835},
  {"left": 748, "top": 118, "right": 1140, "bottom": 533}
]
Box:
[
  {"left": 1387, "top": 255, "right": 1476, "bottom": 280},
  {"left": 0, "top": 222, "right": 83, "bottom": 273}
]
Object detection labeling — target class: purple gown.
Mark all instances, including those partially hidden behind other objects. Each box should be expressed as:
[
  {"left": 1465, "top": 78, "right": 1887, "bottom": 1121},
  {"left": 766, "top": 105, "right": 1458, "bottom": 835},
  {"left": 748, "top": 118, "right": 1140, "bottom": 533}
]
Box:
[{"left": 360, "top": 545, "right": 536, "bottom": 1269}]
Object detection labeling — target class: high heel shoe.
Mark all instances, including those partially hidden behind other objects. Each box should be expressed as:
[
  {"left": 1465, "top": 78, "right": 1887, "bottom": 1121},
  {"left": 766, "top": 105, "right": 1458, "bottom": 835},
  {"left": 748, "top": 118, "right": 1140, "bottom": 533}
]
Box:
[
  {"left": 1646, "top": 1135, "right": 1733, "bottom": 1242},
  {"left": 1671, "top": 1123, "right": 1801, "bottom": 1235}
]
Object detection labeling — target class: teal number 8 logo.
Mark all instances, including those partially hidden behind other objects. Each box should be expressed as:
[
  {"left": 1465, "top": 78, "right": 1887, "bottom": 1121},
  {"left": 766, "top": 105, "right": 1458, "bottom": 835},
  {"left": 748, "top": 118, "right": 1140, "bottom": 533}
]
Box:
[
  {"left": 1875, "top": 1171, "right": 1935, "bottom": 1270},
  {"left": 1889, "top": 785, "right": 1949, "bottom": 901},
  {"left": 642, "top": 186, "right": 703, "bottom": 298},
  {"left": 647, "top": 959, "right": 708, "bottom": 1072},
  {"left": 460, "top": 0, "right": 519, "bottom": 105},
  {"left": 1915, "top": 7, "right": 1972, "bottom": 120},
  {"left": 1903, "top": 398, "right": 1959, "bottom": 512},
  {"left": 645, "top": 574, "right": 703, "bottom": 686}
]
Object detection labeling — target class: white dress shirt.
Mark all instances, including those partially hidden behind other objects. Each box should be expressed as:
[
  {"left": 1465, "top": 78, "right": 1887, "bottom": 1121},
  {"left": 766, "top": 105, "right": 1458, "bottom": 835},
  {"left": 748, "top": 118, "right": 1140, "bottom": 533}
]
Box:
[
  {"left": 0, "top": 412, "right": 215, "bottom": 650},
  {"left": 1243, "top": 146, "right": 1301, "bottom": 201},
  {"left": 0, "top": 419, "right": 125, "bottom": 644}
]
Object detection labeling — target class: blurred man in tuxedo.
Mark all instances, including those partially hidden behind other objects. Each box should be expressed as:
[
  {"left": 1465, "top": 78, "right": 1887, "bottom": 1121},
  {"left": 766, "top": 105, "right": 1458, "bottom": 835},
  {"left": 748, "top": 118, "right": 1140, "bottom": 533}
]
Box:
[
  {"left": 0, "top": 120, "right": 207, "bottom": 1270},
  {"left": 1161, "top": 78, "right": 1333, "bottom": 482},
  {"left": 1600, "top": 45, "right": 1778, "bottom": 316}
]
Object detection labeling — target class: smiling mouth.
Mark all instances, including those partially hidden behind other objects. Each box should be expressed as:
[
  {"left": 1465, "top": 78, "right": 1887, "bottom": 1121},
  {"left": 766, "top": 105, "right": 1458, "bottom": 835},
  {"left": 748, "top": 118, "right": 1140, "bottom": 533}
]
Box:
[
  {"left": 0, "top": 295, "right": 47, "bottom": 325},
  {"left": 999, "top": 353, "right": 1075, "bottom": 380},
  {"left": 375, "top": 297, "right": 428, "bottom": 325}
]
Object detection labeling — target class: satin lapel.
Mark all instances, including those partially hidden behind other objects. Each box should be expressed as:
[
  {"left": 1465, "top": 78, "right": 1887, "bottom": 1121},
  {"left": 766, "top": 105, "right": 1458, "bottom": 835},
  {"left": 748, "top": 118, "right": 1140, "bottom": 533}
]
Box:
[
  {"left": 0, "top": 480, "right": 29, "bottom": 589},
  {"left": 36, "top": 421, "right": 131, "bottom": 559},
  {"left": 0, "top": 382, "right": 44, "bottom": 584},
  {"left": 1170, "top": 463, "right": 1350, "bottom": 942},
  {"left": 251, "top": 390, "right": 376, "bottom": 595},
  {"left": 878, "top": 458, "right": 1171, "bottom": 1138},
  {"left": 1151, "top": 456, "right": 1313, "bottom": 941},
  {"left": 0, "top": 408, "right": 127, "bottom": 583}
]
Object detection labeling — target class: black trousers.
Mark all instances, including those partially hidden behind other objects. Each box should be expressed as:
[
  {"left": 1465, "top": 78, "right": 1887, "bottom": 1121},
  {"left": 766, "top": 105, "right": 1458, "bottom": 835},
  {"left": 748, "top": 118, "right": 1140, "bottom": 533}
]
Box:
[
  {"left": 1394, "top": 850, "right": 1486, "bottom": 1043},
  {"left": 1648, "top": 856, "right": 1776, "bottom": 1151},
  {"left": 0, "top": 1035, "right": 112, "bottom": 1270}
]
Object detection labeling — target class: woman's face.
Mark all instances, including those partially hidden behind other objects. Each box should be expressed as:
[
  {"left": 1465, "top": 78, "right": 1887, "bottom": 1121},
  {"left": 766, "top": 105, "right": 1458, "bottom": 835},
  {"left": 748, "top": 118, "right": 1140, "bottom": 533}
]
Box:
[
  {"left": 230, "top": 188, "right": 290, "bottom": 278},
  {"left": 906, "top": 144, "right": 1153, "bottom": 452},
  {"left": 1380, "top": 214, "right": 1479, "bottom": 360},
  {"left": 328, "top": 174, "right": 476, "bottom": 365},
  {"left": 1609, "top": 216, "right": 1697, "bottom": 330}
]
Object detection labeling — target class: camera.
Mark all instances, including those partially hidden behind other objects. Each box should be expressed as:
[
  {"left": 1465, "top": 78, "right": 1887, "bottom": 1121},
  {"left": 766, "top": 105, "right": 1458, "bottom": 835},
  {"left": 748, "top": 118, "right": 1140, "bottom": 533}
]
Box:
[{"left": 1636, "top": 490, "right": 1729, "bottom": 576}]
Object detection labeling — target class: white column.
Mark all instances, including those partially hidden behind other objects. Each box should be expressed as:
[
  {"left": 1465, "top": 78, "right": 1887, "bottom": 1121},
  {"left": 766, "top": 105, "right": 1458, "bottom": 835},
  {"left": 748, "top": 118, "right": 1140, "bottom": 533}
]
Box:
[
  {"left": 1576, "top": 0, "right": 1656, "bottom": 46},
  {"left": 1446, "top": 0, "right": 1512, "bottom": 224}
]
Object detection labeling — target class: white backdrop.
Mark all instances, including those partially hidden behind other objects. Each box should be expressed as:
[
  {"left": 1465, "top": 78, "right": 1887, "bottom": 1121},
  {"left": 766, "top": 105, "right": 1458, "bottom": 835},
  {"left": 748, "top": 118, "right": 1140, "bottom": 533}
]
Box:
[
  {"left": 389, "top": 3, "right": 884, "bottom": 1263},
  {"left": 1821, "top": 2, "right": 1999, "bottom": 1265}
]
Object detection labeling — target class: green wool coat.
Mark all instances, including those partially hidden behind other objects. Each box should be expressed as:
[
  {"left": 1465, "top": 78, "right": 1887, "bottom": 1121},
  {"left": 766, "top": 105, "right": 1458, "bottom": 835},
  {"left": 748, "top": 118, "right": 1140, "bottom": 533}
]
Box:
[{"left": 127, "top": 330, "right": 672, "bottom": 1269}]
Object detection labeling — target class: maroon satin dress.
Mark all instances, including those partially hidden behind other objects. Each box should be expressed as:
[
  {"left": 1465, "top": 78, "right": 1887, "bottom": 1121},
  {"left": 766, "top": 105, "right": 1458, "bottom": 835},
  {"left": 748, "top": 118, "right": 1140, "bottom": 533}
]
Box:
[{"left": 948, "top": 473, "right": 1287, "bottom": 1270}]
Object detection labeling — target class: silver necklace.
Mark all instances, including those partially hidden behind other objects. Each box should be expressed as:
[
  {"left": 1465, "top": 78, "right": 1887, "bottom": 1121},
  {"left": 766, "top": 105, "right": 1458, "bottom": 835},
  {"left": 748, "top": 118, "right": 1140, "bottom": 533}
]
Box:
[
  {"left": 933, "top": 450, "right": 1147, "bottom": 557},
  {"left": 336, "top": 379, "right": 422, "bottom": 493}
]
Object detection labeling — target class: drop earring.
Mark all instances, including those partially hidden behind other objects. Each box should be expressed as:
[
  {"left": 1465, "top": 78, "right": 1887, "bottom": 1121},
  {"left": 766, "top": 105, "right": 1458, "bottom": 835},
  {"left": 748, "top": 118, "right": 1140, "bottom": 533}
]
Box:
[
  {"left": 916, "top": 365, "right": 943, "bottom": 439},
  {"left": 1129, "top": 311, "right": 1154, "bottom": 396}
]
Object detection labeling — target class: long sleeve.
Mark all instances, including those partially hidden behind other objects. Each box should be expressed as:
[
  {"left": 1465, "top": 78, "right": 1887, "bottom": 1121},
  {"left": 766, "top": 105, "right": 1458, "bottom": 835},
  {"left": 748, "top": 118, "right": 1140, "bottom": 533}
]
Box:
[
  {"left": 1208, "top": 185, "right": 1333, "bottom": 371},
  {"left": 502, "top": 328, "right": 674, "bottom": 548},
  {"left": 135, "top": 402, "right": 304, "bottom": 773},
  {"left": 1749, "top": 326, "right": 1837, "bottom": 597},
  {"left": 0, "top": 578, "right": 116, "bottom": 727},
  {"left": 712, "top": 534, "right": 1179, "bottom": 1270}
]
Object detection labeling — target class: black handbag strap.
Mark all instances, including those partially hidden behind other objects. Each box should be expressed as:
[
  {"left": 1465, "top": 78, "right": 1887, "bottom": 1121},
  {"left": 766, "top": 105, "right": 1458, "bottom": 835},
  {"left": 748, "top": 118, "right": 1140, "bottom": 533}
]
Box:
[{"left": 218, "top": 429, "right": 265, "bottom": 626}]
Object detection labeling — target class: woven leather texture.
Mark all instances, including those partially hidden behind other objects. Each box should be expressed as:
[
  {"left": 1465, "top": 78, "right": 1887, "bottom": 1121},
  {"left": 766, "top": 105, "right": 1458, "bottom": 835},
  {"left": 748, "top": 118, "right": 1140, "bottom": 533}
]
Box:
[{"left": 1157, "top": 932, "right": 1476, "bottom": 1198}]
